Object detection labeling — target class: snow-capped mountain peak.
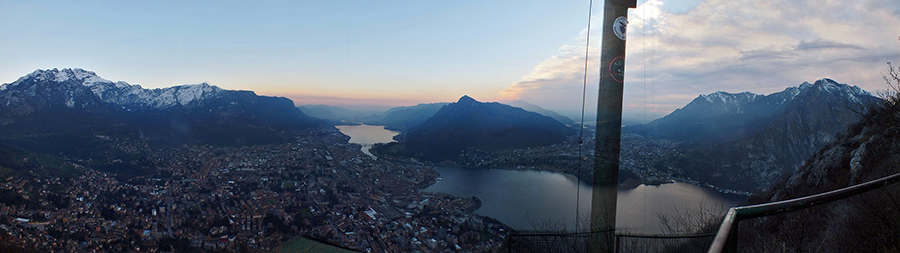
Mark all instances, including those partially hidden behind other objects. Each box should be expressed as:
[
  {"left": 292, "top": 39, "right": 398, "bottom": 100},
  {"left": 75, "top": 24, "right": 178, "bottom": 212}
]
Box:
[
  {"left": 90, "top": 81, "right": 227, "bottom": 109},
  {"left": 0, "top": 69, "right": 318, "bottom": 147},
  {"left": 798, "top": 78, "right": 873, "bottom": 105},
  {"left": 1, "top": 68, "right": 234, "bottom": 111},
  {"left": 697, "top": 91, "right": 761, "bottom": 107},
  {"left": 21, "top": 68, "right": 111, "bottom": 84},
  {"left": 800, "top": 78, "right": 871, "bottom": 96}
]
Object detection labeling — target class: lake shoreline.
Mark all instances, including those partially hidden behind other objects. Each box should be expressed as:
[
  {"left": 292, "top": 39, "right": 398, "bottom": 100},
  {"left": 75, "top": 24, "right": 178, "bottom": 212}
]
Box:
[
  {"left": 337, "top": 124, "right": 748, "bottom": 232},
  {"left": 369, "top": 141, "right": 740, "bottom": 195},
  {"left": 337, "top": 124, "right": 742, "bottom": 195}
]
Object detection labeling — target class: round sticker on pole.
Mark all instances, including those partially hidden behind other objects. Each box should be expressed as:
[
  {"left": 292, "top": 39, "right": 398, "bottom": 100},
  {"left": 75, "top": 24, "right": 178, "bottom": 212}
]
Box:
[
  {"left": 613, "top": 16, "right": 628, "bottom": 41},
  {"left": 609, "top": 56, "right": 625, "bottom": 83}
]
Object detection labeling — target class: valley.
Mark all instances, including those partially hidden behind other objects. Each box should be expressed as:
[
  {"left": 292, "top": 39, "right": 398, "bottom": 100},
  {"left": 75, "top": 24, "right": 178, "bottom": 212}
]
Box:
[{"left": 0, "top": 68, "right": 888, "bottom": 252}]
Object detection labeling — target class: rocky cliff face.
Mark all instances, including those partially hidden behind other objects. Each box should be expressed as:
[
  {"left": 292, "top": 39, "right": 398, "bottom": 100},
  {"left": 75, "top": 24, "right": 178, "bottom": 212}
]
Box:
[
  {"left": 736, "top": 92, "right": 900, "bottom": 252},
  {"left": 694, "top": 79, "right": 880, "bottom": 190}
]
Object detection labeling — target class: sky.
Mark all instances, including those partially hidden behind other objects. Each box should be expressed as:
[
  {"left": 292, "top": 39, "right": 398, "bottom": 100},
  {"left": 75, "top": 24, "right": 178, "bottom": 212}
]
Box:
[{"left": 1, "top": 0, "right": 898, "bottom": 122}]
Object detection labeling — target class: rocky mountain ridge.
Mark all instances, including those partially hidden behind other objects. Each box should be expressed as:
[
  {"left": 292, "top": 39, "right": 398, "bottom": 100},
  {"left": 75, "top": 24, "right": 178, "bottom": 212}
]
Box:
[
  {"left": 626, "top": 78, "right": 872, "bottom": 145},
  {"left": 735, "top": 84, "right": 900, "bottom": 251},
  {"left": 1, "top": 68, "right": 243, "bottom": 114},
  {"left": 621, "top": 78, "right": 881, "bottom": 191}
]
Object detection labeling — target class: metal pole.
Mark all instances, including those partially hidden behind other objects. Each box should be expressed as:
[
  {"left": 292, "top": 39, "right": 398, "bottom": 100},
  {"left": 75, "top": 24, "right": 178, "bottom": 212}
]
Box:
[
  {"left": 615, "top": 234, "right": 621, "bottom": 253},
  {"left": 591, "top": 0, "right": 636, "bottom": 252}
]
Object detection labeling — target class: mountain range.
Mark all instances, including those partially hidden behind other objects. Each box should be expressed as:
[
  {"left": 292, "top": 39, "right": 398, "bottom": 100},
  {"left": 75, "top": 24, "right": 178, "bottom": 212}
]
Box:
[
  {"left": 503, "top": 100, "right": 575, "bottom": 126},
  {"left": 622, "top": 78, "right": 881, "bottom": 191},
  {"left": 299, "top": 101, "right": 574, "bottom": 131},
  {"left": 0, "top": 68, "right": 880, "bottom": 192},
  {"left": 736, "top": 85, "right": 900, "bottom": 251},
  {"left": 0, "top": 68, "right": 580, "bottom": 175},
  {"left": 372, "top": 95, "right": 575, "bottom": 162},
  {"left": 0, "top": 68, "right": 321, "bottom": 175},
  {"left": 362, "top": 102, "right": 450, "bottom": 131},
  {"left": 296, "top": 104, "right": 380, "bottom": 125},
  {"left": 298, "top": 103, "right": 450, "bottom": 131}
]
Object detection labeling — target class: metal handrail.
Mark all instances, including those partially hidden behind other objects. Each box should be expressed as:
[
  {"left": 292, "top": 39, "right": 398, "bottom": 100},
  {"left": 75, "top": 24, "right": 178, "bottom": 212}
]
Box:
[
  {"left": 708, "top": 172, "right": 900, "bottom": 253},
  {"left": 618, "top": 232, "right": 716, "bottom": 239},
  {"left": 506, "top": 230, "right": 713, "bottom": 238}
]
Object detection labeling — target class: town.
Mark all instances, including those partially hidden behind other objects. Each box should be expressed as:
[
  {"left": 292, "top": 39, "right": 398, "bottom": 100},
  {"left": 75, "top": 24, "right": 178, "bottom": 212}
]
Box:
[{"left": 0, "top": 127, "right": 509, "bottom": 252}]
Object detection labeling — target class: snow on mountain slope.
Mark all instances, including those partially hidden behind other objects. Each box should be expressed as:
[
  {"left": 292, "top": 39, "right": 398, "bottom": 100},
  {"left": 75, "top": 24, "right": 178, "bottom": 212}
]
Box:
[
  {"left": 2, "top": 68, "right": 228, "bottom": 110},
  {"left": 0, "top": 68, "right": 319, "bottom": 146}
]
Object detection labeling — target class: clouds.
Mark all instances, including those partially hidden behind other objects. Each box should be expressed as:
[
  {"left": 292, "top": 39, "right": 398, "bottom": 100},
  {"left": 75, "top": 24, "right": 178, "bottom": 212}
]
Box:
[
  {"left": 499, "top": 0, "right": 900, "bottom": 121},
  {"left": 795, "top": 39, "right": 865, "bottom": 51},
  {"left": 497, "top": 28, "right": 603, "bottom": 120},
  {"left": 497, "top": 44, "right": 595, "bottom": 101}
]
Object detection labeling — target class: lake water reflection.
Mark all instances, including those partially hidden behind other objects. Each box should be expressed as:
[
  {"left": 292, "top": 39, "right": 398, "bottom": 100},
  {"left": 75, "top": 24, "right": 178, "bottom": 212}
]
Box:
[
  {"left": 422, "top": 166, "right": 744, "bottom": 233},
  {"left": 336, "top": 124, "right": 746, "bottom": 233}
]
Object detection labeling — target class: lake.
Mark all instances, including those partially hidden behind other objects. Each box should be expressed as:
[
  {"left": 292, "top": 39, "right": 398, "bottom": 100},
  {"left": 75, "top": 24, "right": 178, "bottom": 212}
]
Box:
[
  {"left": 335, "top": 124, "right": 745, "bottom": 233},
  {"left": 335, "top": 124, "right": 400, "bottom": 159},
  {"left": 424, "top": 166, "right": 744, "bottom": 233}
]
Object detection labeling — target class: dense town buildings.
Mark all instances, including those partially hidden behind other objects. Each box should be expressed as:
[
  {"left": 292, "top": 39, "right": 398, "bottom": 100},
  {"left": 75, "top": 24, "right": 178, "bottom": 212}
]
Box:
[{"left": 0, "top": 127, "right": 508, "bottom": 252}]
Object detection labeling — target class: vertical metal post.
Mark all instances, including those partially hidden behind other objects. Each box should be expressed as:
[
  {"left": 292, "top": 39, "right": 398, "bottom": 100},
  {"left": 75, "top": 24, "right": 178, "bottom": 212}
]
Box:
[
  {"left": 591, "top": 0, "right": 636, "bottom": 252},
  {"left": 615, "top": 234, "right": 621, "bottom": 253},
  {"left": 726, "top": 221, "right": 738, "bottom": 253}
]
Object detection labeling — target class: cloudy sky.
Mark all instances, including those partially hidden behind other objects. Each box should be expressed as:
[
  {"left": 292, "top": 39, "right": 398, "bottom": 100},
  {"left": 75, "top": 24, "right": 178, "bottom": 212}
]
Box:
[{"left": 2, "top": 0, "right": 898, "bottom": 121}]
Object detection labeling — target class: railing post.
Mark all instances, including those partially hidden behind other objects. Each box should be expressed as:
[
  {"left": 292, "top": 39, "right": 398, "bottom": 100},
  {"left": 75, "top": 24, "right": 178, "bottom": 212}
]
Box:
[
  {"left": 725, "top": 220, "right": 738, "bottom": 253},
  {"left": 615, "top": 234, "right": 621, "bottom": 253},
  {"left": 709, "top": 208, "right": 738, "bottom": 253}
]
